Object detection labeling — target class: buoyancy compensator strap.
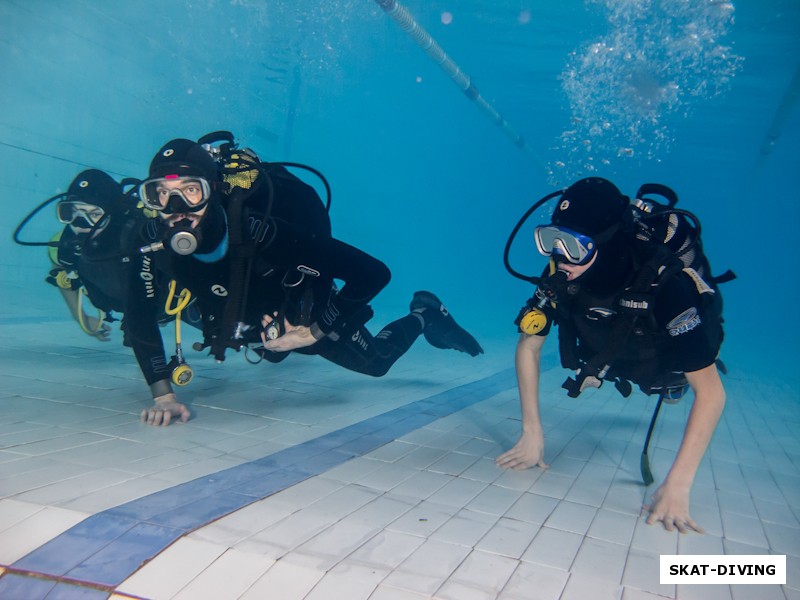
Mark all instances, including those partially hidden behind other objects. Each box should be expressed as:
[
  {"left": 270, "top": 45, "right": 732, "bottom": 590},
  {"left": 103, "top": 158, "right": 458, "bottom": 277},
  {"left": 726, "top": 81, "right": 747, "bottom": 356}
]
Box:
[{"left": 212, "top": 186, "right": 253, "bottom": 361}]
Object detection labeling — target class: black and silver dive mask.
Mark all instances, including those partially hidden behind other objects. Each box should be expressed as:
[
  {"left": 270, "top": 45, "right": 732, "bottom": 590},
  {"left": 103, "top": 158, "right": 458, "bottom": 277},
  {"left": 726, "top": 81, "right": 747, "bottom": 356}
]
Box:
[
  {"left": 138, "top": 176, "right": 212, "bottom": 215},
  {"left": 56, "top": 200, "right": 106, "bottom": 228}
]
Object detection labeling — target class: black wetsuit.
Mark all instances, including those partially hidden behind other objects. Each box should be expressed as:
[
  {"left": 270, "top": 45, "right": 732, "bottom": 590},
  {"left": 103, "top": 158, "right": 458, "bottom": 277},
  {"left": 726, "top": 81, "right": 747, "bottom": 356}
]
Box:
[
  {"left": 124, "top": 165, "right": 423, "bottom": 387},
  {"left": 522, "top": 264, "right": 723, "bottom": 394},
  {"left": 47, "top": 215, "right": 144, "bottom": 318}
]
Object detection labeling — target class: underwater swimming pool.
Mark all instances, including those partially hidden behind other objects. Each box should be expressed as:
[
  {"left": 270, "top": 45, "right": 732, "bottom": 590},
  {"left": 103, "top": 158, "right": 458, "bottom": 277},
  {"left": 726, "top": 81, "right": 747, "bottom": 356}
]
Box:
[{"left": 1, "top": 1, "right": 798, "bottom": 598}]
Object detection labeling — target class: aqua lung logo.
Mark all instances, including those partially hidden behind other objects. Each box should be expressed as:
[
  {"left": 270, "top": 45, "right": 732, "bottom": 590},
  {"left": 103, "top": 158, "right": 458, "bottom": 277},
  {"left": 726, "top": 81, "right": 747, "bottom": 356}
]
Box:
[
  {"left": 151, "top": 356, "right": 168, "bottom": 375},
  {"left": 163, "top": 148, "right": 175, "bottom": 157},
  {"left": 211, "top": 284, "right": 228, "bottom": 297},
  {"left": 667, "top": 308, "right": 701, "bottom": 337},
  {"left": 140, "top": 255, "right": 155, "bottom": 298},
  {"left": 79, "top": 180, "right": 89, "bottom": 188},
  {"left": 321, "top": 304, "right": 340, "bottom": 327},
  {"left": 559, "top": 199, "right": 570, "bottom": 211},
  {"left": 351, "top": 330, "right": 369, "bottom": 351},
  {"left": 247, "top": 216, "right": 269, "bottom": 243}
]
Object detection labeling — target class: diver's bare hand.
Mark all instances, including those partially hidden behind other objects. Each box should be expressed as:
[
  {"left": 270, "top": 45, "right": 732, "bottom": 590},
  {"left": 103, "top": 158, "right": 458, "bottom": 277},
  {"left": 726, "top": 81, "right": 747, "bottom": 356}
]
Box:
[
  {"left": 643, "top": 481, "right": 703, "bottom": 534},
  {"left": 263, "top": 324, "right": 317, "bottom": 352},
  {"left": 141, "top": 393, "right": 190, "bottom": 426},
  {"left": 261, "top": 314, "right": 320, "bottom": 352},
  {"left": 496, "top": 430, "right": 548, "bottom": 470},
  {"left": 85, "top": 316, "right": 111, "bottom": 341}
]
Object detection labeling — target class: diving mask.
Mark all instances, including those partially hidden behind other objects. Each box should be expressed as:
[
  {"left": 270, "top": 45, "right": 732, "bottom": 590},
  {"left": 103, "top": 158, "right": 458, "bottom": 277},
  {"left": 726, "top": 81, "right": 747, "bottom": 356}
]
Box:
[
  {"left": 56, "top": 200, "right": 106, "bottom": 227},
  {"left": 138, "top": 176, "right": 212, "bottom": 215},
  {"left": 534, "top": 225, "right": 596, "bottom": 265}
]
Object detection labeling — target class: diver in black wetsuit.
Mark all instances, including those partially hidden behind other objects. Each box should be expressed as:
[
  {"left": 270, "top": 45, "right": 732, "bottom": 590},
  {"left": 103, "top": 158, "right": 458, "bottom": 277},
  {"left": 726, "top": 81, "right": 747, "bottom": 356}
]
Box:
[
  {"left": 44, "top": 170, "right": 146, "bottom": 341},
  {"left": 496, "top": 177, "right": 728, "bottom": 534},
  {"left": 125, "top": 138, "right": 483, "bottom": 426}
]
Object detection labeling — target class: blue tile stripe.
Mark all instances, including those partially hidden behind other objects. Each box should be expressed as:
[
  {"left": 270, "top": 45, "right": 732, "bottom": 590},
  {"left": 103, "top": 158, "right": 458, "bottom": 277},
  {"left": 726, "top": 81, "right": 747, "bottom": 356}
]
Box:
[{"left": 1, "top": 367, "right": 516, "bottom": 597}]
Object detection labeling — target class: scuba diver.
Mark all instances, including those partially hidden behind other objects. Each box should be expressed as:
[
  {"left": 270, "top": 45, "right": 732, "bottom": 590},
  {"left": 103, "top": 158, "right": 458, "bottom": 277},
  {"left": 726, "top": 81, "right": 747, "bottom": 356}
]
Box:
[
  {"left": 14, "top": 169, "right": 146, "bottom": 341},
  {"left": 497, "top": 177, "right": 731, "bottom": 534},
  {"left": 125, "top": 135, "right": 483, "bottom": 427}
]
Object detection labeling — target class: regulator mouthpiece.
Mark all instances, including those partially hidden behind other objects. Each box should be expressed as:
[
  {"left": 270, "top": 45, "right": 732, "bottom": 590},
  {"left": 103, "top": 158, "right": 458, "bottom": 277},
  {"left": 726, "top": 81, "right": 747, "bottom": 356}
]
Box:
[{"left": 169, "top": 230, "right": 199, "bottom": 255}]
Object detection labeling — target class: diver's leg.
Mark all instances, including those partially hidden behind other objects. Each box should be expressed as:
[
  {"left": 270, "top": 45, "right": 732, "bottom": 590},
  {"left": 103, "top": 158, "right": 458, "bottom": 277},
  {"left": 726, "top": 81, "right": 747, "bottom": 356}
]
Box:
[{"left": 311, "top": 314, "right": 424, "bottom": 377}]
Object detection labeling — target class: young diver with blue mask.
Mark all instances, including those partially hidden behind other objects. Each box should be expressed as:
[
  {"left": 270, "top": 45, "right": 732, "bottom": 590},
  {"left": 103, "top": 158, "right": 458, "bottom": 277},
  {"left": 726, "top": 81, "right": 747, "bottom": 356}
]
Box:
[
  {"left": 497, "top": 177, "right": 728, "bottom": 534},
  {"left": 125, "top": 137, "right": 484, "bottom": 427}
]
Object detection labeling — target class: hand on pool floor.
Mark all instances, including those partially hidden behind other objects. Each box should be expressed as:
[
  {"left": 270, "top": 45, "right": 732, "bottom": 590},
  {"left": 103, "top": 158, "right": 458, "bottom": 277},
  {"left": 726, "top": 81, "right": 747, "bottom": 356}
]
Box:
[
  {"left": 83, "top": 315, "right": 112, "bottom": 341},
  {"left": 643, "top": 481, "right": 704, "bottom": 534},
  {"left": 495, "top": 430, "right": 548, "bottom": 471},
  {"left": 141, "top": 393, "right": 191, "bottom": 426}
]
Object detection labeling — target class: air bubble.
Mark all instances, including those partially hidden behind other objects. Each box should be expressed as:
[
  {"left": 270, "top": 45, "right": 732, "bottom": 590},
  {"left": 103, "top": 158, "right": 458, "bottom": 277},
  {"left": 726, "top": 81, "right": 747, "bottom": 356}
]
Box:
[{"left": 549, "top": 0, "right": 743, "bottom": 184}]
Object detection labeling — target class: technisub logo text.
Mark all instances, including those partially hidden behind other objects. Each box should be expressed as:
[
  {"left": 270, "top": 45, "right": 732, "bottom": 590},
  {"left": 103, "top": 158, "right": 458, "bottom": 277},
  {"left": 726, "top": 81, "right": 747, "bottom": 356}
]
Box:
[
  {"left": 139, "top": 255, "right": 155, "bottom": 298},
  {"left": 667, "top": 308, "right": 701, "bottom": 337},
  {"left": 619, "top": 298, "right": 649, "bottom": 310}
]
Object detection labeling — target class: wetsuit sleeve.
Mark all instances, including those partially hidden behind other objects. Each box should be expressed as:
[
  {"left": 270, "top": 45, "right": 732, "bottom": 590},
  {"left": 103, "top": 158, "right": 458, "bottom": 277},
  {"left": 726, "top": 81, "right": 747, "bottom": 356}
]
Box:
[
  {"left": 654, "top": 273, "right": 719, "bottom": 374},
  {"left": 124, "top": 253, "right": 172, "bottom": 386},
  {"left": 258, "top": 219, "right": 390, "bottom": 336}
]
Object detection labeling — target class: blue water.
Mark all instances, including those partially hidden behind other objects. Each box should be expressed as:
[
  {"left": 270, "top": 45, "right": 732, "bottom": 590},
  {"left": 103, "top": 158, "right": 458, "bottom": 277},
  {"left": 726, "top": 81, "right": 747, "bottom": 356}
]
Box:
[
  {"left": 0, "top": 4, "right": 799, "bottom": 598},
  {"left": 1, "top": 0, "right": 799, "bottom": 378}
]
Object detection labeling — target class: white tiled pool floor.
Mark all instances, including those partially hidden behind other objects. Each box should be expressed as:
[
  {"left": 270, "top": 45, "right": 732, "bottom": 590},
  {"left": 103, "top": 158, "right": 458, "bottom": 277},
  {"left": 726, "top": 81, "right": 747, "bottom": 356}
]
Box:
[{"left": 0, "top": 289, "right": 797, "bottom": 600}]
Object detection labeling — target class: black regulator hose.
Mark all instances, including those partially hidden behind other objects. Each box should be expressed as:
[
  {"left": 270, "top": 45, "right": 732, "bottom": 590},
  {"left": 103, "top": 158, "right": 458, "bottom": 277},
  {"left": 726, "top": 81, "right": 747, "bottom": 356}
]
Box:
[
  {"left": 14, "top": 176, "right": 142, "bottom": 248},
  {"left": 503, "top": 190, "right": 563, "bottom": 284},
  {"left": 12, "top": 193, "right": 68, "bottom": 247},
  {"left": 271, "top": 162, "right": 332, "bottom": 213}
]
